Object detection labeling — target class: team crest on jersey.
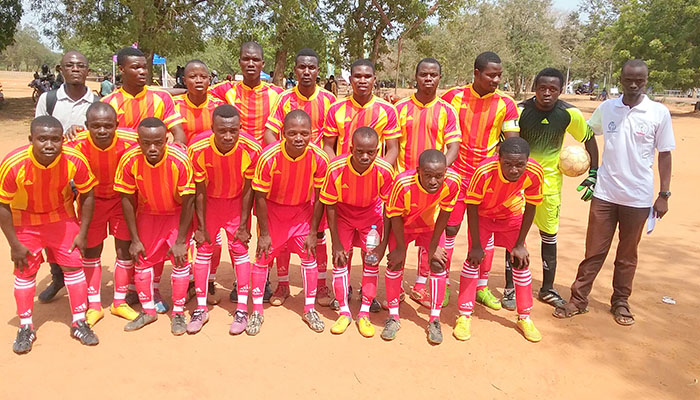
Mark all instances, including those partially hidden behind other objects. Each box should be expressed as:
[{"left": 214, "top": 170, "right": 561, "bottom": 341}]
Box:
[
  {"left": 541, "top": 118, "right": 549, "bottom": 125},
  {"left": 607, "top": 121, "right": 617, "bottom": 133}
]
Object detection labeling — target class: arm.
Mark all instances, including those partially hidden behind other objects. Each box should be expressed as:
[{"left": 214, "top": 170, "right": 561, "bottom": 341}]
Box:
[
  {"left": 654, "top": 151, "right": 672, "bottom": 218},
  {"left": 0, "top": 203, "right": 33, "bottom": 271},
  {"left": 383, "top": 138, "right": 399, "bottom": 167},
  {"left": 386, "top": 216, "right": 406, "bottom": 271},
  {"left": 234, "top": 179, "right": 254, "bottom": 244},
  {"left": 70, "top": 189, "right": 95, "bottom": 256},
  {"left": 577, "top": 136, "right": 601, "bottom": 201},
  {"left": 326, "top": 204, "right": 347, "bottom": 267},
  {"left": 254, "top": 190, "right": 272, "bottom": 259},
  {"left": 193, "top": 182, "right": 210, "bottom": 247},
  {"left": 466, "top": 204, "right": 484, "bottom": 266},
  {"left": 303, "top": 188, "right": 325, "bottom": 257},
  {"left": 510, "top": 203, "right": 537, "bottom": 268},
  {"left": 170, "top": 124, "right": 187, "bottom": 147},
  {"left": 323, "top": 136, "right": 337, "bottom": 159},
  {"left": 263, "top": 128, "right": 278, "bottom": 146},
  {"left": 121, "top": 193, "right": 145, "bottom": 265},
  {"left": 445, "top": 142, "right": 459, "bottom": 167},
  {"left": 427, "top": 209, "right": 451, "bottom": 271}
]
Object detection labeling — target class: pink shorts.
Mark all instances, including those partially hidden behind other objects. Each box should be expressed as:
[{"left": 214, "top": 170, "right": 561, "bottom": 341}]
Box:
[
  {"left": 137, "top": 213, "right": 193, "bottom": 267},
  {"left": 256, "top": 200, "right": 313, "bottom": 264},
  {"left": 336, "top": 202, "right": 383, "bottom": 253},
  {"left": 447, "top": 173, "right": 473, "bottom": 227},
  {"left": 14, "top": 219, "right": 83, "bottom": 278},
  {"left": 200, "top": 196, "right": 248, "bottom": 254},
  {"left": 388, "top": 229, "right": 446, "bottom": 252},
  {"left": 468, "top": 214, "right": 524, "bottom": 252},
  {"left": 86, "top": 197, "right": 130, "bottom": 248}
]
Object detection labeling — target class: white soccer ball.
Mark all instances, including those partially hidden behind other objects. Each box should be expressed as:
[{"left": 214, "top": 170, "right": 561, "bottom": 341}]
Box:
[{"left": 559, "top": 145, "right": 590, "bottom": 177}]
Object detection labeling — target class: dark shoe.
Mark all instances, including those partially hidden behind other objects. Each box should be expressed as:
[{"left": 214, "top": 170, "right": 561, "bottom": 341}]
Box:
[
  {"left": 171, "top": 313, "right": 187, "bottom": 336},
  {"left": 381, "top": 316, "right": 401, "bottom": 341},
  {"left": 230, "top": 281, "right": 238, "bottom": 303},
  {"left": 13, "top": 325, "right": 36, "bottom": 354},
  {"left": 124, "top": 312, "right": 158, "bottom": 331},
  {"left": 263, "top": 280, "right": 273, "bottom": 303},
  {"left": 538, "top": 288, "right": 567, "bottom": 308},
  {"left": 370, "top": 298, "right": 381, "bottom": 313},
  {"left": 70, "top": 320, "right": 99, "bottom": 346},
  {"left": 38, "top": 278, "right": 64, "bottom": 303},
  {"left": 502, "top": 289, "right": 516, "bottom": 311},
  {"left": 427, "top": 319, "right": 443, "bottom": 344},
  {"left": 125, "top": 291, "right": 140, "bottom": 306}
]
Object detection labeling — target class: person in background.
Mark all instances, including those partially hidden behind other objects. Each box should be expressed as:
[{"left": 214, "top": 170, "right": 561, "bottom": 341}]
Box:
[{"left": 100, "top": 75, "right": 114, "bottom": 97}]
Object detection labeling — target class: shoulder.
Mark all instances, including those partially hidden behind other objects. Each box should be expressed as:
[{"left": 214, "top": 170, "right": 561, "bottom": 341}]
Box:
[
  {"left": 317, "top": 87, "right": 337, "bottom": 101},
  {"left": 188, "top": 135, "right": 211, "bottom": 154},
  {"left": 394, "top": 96, "right": 412, "bottom": 109},
  {"left": 210, "top": 80, "right": 234, "bottom": 92},
  {"left": 394, "top": 170, "right": 416, "bottom": 186},
  {"left": 329, "top": 96, "right": 350, "bottom": 109},
  {"left": 120, "top": 146, "right": 142, "bottom": 164},
  {"left": 265, "top": 83, "right": 284, "bottom": 94},
  {"left": 172, "top": 94, "right": 186, "bottom": 103},
  {"left": 166, "top": 145, "right": 190, "bottom": 165},
  {"left": 494, "top": 90, "right": 517, "bottom": 105},
  {"left": 1, "top": 145, "right": 31, "bottom": 168},
  {"left": 526, "top": 159, "right": 544, "bottom": 177},
  {"left": 474, "top": 158, "right": 499, "bottom": 176},
  {"left": 374, "top": 96, "right": 398, "bottom": 111},
  {"left": 374, "top": 157, "right": 394, "bottom": 172},
  {"left": 259, "top": 142, "right": 282, "bottom": 162},
  {"left": 309, "top": 143, "right": 330, "bottom": 162},
  {"left": 146, "top": 86, "right": 175, "bottom": 100},
  {"left": 239, "top": 133, "right": 263, "bottom": 153},
  {"left": 62, "top": 146, "right": 91, "bottom": 165},
  {"left": 441, "top": 86, "right": 464, "bottom": 99},
  {"left": 444, "top": 169, "right": 461, "bottom": 186},
  {"left": 117, "top": 129, "right": 139, "bottom": 143}
]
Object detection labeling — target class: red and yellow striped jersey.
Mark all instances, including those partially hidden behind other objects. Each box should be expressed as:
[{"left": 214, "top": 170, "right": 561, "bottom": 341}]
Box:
[
  {"left": 101, "top": 85, "right": 185, "bottom": 130},
  {"left": 441, "top": 84, "right": 519, "bottom": 177},
  {"left": 395, "top": 95, "right": 461, "bottom": 172},
  {"left": 320, "top": 154, "right": 395, "bottom": 208},
  {"left": 385, "top": 169, "right": 461, "bottom": 235},
  {"left": 209, "top": 81, "right": 283, "bottom": 144},
  {"left": 66, "top": 129, "right": 138, "bottom": 200},
  {"left": 322, "top": 95, "right": 401, "bottom": 155},
  {"left": 173, "top": 94, "right": 226, "bottom": 145},
  {"left": 465, "top": 156, "right": 543, "bottom": 219},
  {"left": 187, "top": 132, "right": 262, "bottom": 199},
  {"left": 252, "top": 141, "right": 329, "bottom": 206},
  {"left": 265, "top": 86, "right": 337, "bottom": 145},
  {"left": 114, "top": 144, "right": 195, "bottom": 215},
  {"left": 0, "top": 145, "right": 97, "bottom": 226}
]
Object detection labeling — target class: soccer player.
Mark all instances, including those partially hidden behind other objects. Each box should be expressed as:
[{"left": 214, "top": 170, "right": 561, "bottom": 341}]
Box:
[
  {"left": 321, "top": 127, "right": 395, "bottom": 337},
  {"left": 383, "top": 149, "right": 461, "bottom": 344},
  {"left": 441, "top": 51, "right": 520, "bottom": 311},
  {"left": 187, "top": 105, "right": 261, "bottom": 334},
  {"left": 114, "top": 118, "right": 195, "bottom": 335},
  {"left": 501, "top": 67, "right": 599, "bottom": 310},
  {"left": 456, "top": 137, "right": 544, "bottom": 343},
  {"left": 173, "top": 59, "right": 225, "bottom": 145},
  {"left": 102, "top": 47, "right": 187, "bottom": 146},
  {"left": 323, "top": 59, "right": 401, "bottom": 166},
  {"left": 1, "top": 116, "right": 99, "bottom": 354},
  {"left": 249, "top": 109, "right": 329, "bottom": 335},
  {"left": 394, "top": 58, "right": 461, "bottom": 307},
  {"left": 263, "top": 48, "right": 337, "bottom": 307},
  {"left": 67, "top": 102, "right": 141, "bottom": 326}
]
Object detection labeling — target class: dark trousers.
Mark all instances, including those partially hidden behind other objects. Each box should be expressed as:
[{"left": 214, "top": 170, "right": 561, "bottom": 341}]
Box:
[
  {"left": 570, "top": 197, "right": 649, "bottom": 309},
  {"left": 49, "top": 262, "right": 64, "bottom": 281}
]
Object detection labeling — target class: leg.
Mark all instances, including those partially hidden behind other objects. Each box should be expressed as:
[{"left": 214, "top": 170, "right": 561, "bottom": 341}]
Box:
[
  {"left": 270, "top": 242, "right": 291, "bottom": 306},
  {"left": 82, "top": 244, "right": 103, "bottom": 312},
  {"left": 193, "top": 245, "right": 213, "bottom": 311},
  {"left": 62, "top": 266, "right": 89, "bottom": 326},
  {"left": 475, "top": 234, "right": 501, "bottom": 310},
  {"left": 315, "top": 232, "right": 332, "bottom": 306},
  {"left": 511, "top": 257, "right": 542, "bottom": 342}
]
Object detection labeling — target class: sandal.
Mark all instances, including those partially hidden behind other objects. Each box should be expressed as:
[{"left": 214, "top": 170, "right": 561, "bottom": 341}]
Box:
[
  {"left": 552, "top": 302, "right": 588, "bottom": 319},
  {"left": 610, "top": 304, "right": 635, "bottom": 326}
]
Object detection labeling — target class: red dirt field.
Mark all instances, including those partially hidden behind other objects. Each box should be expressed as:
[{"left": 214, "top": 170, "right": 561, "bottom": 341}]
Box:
[{"left": 0, "top": 71, "right": 698, "bottom": 399}]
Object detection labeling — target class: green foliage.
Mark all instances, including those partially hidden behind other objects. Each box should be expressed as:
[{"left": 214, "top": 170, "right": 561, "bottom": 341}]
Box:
[
  {"left": 0, "top": 0, "right": 22, "bottom": 53},
  {"left": 0, "top": 26, "right": 59, "bottom": 71}
]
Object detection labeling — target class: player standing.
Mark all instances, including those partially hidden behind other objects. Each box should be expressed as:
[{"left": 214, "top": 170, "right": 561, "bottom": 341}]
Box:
[{"left": 173, "top": 59, "right": 225, "bottom": 145}]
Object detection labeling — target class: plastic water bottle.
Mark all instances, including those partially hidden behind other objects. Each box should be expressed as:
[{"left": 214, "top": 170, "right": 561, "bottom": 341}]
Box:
[{"left": 364, "top": 225, "right": 380, "bottom": 266}]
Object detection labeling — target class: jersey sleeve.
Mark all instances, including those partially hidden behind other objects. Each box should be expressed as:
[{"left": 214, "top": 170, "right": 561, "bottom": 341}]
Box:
[
  {"left": 176, "top": 157, "right": 196, "bottom": 196},
  {"left": 319, "top": 168, "right": 340, "bottom": 205},
  {"left": 113, "top": 154, "right": 136, "bottom": 195},
  {"left": 160, "top": 92, "right": 186, "bottom": 130},
  {"left": 188, "top": 147, "right": 207, "bottom": 183},
  {"left": 385, "top": 181, "right": 409, "bottom": 218},
  {"left": 464, "top": 170, "right": 487, "bottom": 205},
  {"left": 442, "top": 104, "right": 462, "bottom": 145},
  {"left": 654, "top": 106, "right": 676, "bottom": 152},
  {"left": 208, "top": 81, "right": 231, "bottom": 102},
  {"left": 252, "top": 152, "right": 274, "bottom": 193},
  {"left": 243, "top": 146, "right": 261, "bottom": 181},
  {"left": 501, "top": 97, "right": 520, "bottom": 133},
  {"left": 438, "top": 174, "right": 461, "bottom": 212},
  {"left": 378, "top": 165, "right": 396, "bottom": 203},
  {"left": 313, "top": 151, "right": 329, "bottom": 189},
  {"left": 566, "top": 107, "right": 594, "bottom": 143},
  {"left": 0, "top": 159, "right": 18, "bottom": 204},
  {"left": 588, "top": 105, "right": 603, "bottom": 136},
  {"left": 523, "top": 163, "right": 544, "bottom": 205},
  {"left": 381, "top": 104, "right": 401, "bottom": 140},
  {"left": 322, "top": 105, "right": 340, "bottom": 139},
  {"left": 265, "top": 97, "right": 286, "bottom": 136},
  {"left": 70, "top": 153, "right": 98, "bottom": 194}
]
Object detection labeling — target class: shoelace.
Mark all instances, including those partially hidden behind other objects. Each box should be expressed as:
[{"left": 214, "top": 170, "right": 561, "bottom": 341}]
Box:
[
  {"left": 191, "top": 311, "right": 204, "bottom": 322},
  {"left": 234, "top": 312, "right": 246, "bottom": 323}
]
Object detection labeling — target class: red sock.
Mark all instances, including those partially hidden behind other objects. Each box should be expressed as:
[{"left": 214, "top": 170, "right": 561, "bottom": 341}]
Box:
[
  {"left": 457, "top": 261, "right": 479, "bottom": 317},
  {"left": 414, "top": 247, "right": 429, "bottom": 291},
  {"left": 444, "top": 235, "right": 456, "bottom": 271},
  {"left": 113, "top": 259, "right": 132, "bottom": 306},
  {"left": 275, "top": 244, "right": 290, "bottom": 286},
  {"left": 171, "top": 265, "right": 191, "bottom": 315},
  {"left": 301, "top": 259, "right": 318, "bottom": 313},
  {"left": 429, "top": 270, "right": 447, "bottom": 322},
  {"left": 316, "top": 235, "right": 328, "bottom": 288},
  {"left": 134, "top": 267, "right": 155, "bottom": 315},
  {"left": 359, "top": 264, "right": 378, "bottom": 318},
  {"left": 476, "top": 236, "right": 494, "bottom": 290},
  {"left": 64, "top": 269, "right": 88, "bottom": 324},
  {"left": 194, "top": 247, "right": 212, "bottom": 310},
  {"left": 251, "top": 264, "right": 267, "bottom": 313},
  {"left": 512, "top": 267, "right": 534, "bottom": 318},
  {"left": 332, "top": 265, "right": 350, "bottom": 317},
  {"left": 82, "top": 258, "right": 102, "bottom": 310},
  {"left": 231, "top": 244, "right": 251, "bottom": 312},
  {"left": 385, "top": 269, "right": 403, "bottom": 318},
  {"left": 14, "top": 276, "right": 36, "bottom": 328}
]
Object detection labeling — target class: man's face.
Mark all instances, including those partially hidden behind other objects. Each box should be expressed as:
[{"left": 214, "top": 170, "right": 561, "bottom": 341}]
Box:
[
  {"left": 119, "top": 56, "right": 148, "bottom": 88},
  {"left": 416, "top": 62, "right": 441, "bottom": 95},
  {"left": 212, "top": 116, "right": 241, "bottom": 154},
  {"left": 282, "top": 117, "right": 312, "bottom": 154},
  {"left": 295, "top": 56, "right": 319, "bottom": 89},
  {"left": 239, "top": 47, "right": 265, "bottom": 82},
  {"left": 30, "top": 126, "right": 63, "bottom": 165},
  {"left": 86, "top": 110, "right": 118, "bottom": 150},
  {"left": 499, "top": 152, "right": 528, "bottom": 182},
  {"left": 620, "top": 65, "right": 648, "bottom": 98},
  {"left": 350, "top": 65, "right": 375, "bottom": 97},
  {"left": 535, "top": 76, "right": 562, "bottom": 110},
  {"left": 474, "top": 62, "right": 502, "bottom": 94},
  {"left": 350, "top": 134, "right": 378, "bottom": 169},
  {"left": 60, "top": 53, "right": 89, "bottom": 86},
  {"left": 418, "top": 161, "right": 446, "bottom": 194},
  {"left": 138, "top": 126, "right": 167, "bottom": 165},
  {"left": 184, "top": 63, "right": 210, "bottom": 96}
]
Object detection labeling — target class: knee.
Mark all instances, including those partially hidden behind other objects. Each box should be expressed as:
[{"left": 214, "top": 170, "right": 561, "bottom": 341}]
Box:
[
  {"left": 430, "top": 259, "right": 445, "bottom": 274},
  {"left": 445, "top": 224, "right": 460, "bottom": 238}
]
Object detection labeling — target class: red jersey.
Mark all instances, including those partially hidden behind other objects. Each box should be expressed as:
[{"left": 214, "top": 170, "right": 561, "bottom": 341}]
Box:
[
  {"left": 320, "top": 155, "right": 395, "bottom": 209},
  {"left": 102, "top": 85, "right": 185, "bottom": 130},
  {"left": 265, "top": 85, "right": 337, "bottom": 145},
  {"left": 0, "top": 145, "right": 97, "bottom": 226},
  {"left": 173, "top": 94, "right": 225, "bottom": 145}
]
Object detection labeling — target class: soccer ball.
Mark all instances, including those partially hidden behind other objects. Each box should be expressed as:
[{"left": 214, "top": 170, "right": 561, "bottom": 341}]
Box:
[{"left": 559, "top": 145, "right": 590, "bottom": 177}]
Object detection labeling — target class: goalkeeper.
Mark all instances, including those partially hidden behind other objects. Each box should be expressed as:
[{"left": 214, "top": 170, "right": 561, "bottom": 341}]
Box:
[{"left": 500, "top": 68, "right": 599, "bottom": 310}]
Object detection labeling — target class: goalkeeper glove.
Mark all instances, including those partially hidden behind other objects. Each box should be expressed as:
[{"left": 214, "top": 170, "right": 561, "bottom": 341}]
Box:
[{"left": 576, "top": 169, "right": 597, "bottom": 201}]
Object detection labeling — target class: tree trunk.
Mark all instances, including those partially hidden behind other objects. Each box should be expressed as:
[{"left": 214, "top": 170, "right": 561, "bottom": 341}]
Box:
[
  {"left": 273, "top": 48, "right": 287, "bottom": 87},
  {"left": 370, "top": 21, "right": 387, "bottom": 63},
  {"left": 513, "top": 72, "right": 522, "bottom": 99},
  {"left": 143, "top": 49, "right": 154, "bottom": 85}
]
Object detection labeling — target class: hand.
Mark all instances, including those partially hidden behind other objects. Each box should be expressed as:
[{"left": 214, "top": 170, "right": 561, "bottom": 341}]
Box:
[
  {"left": 10, "top": 243, "right": 34, "bottom": 272},
  {"left": 234, "top": 225, "right": 251, "bottom": 245},
  {"left": 332, "top": 244, "right": 348, "bottom": 267},
  {"left": 509, "top": 244, "right": 530, "bottom": 269},
  {"left": 576, "top": 169, "right": 597, "bottom": 201},
  {"left": 303, "top": 232, "right": 318, "bottom": 258},
  {"left": 69, "top": 232, "right": 88, "bottom": 257},
  {"left": 167, "top": 240, "right": 189, "bottom": 267},
  {"left": 467, "top": 245, "right": 485, "bottom": 267},
  {"left": 64, "top": 125, "right": 85, "bottom": 141},
  {"left": 256, "top": 234, "right": 272, "bottom": 260},
  {"left": 653, "top": 197, "right": 669, "bottom": 219},
  {"left": 129, "top": 240, "right": 147, "bottom": 266},
  {"left": 387, "top": 246, "right": 406, "bottom": 271},
  {"left": 193, "top": 228, "right": 211, "bottom": 247},
  {"left": 429, "top": 246, "right": 448, "bottom": 272}
]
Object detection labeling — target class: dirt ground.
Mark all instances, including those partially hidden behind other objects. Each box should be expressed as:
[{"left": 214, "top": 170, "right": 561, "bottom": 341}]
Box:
[{"left": 0, "top": 70, "right": 698, "bottom": 399}]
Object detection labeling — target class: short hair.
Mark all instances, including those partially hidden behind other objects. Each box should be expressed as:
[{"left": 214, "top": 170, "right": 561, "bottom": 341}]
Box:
[
  {"left": 350, "top": 59, "right": 375, "bottom": 75},
  {"left": 534, "top": 67, "right": 565, "bottom": 89},
  {"left": 184, "top": 59, "right": 208, "bottom": 74},
  {"left": 352, "top": 126, "right": 379, "bottom": 145},
  {"left": 621, "top": 59, "right": 649, "bottom": 75},
  {"left": 240, "top": 41, "right": 264, "bottom": 58},
  {"left": 474, "top": 51, "right": 501, "bottom": 71},
  {"left": 30, "top": 115, "right": 63, "bottom": 134},
  {"left": 283, "top": 109, "right": 311, "bottom": 127},
  {"left": 418, "top": 149, "right": 447, "bottom": 167},
  {"left": 295, "top": 48, "right": 319, "bottom": 65},
  {"left": 86, "top": 102, "right": 117, "bottom": 120},
  {"left": 416, "top": 58, "right": 442, "bottom": 75},
  {"left": 212, "top": 104, "right": 240, "bottom": 120},
  {"left": 117, "top": 47, "right": 145, "bottom": 66},
  {"left": 499, "top": 137, "right": 530, "bottom": 157},
  {"left": 138, "top": 117, "right": 166, "bottom": 130}
]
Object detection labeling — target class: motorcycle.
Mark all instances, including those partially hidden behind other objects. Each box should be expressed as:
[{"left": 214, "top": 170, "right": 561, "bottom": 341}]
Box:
[{"left": 29, "top": 73, "right": 54, "bottom": 103}]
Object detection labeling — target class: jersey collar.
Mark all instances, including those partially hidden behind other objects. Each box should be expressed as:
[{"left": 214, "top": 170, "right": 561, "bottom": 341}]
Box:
[
  {"left": 240, "top": 81, "right": 264, "bottom": 91},
  {"left": 144, "top": 146, "right": 168, "bottom": 168},
  {"left": 209, "top": 134, "right": 239, "bottom": 156},
  {"left": 27, "top": 146, "right": 62, "bottom": 169},
  {"left": 410, "top": 94, "right": 438, "bottom": 108},
  {"left": 183, "top": 94, "right": 211, "bottom": 109},
  {"left": 350, "top": 94, "right": 376, "bottom": 108},
  {"left": 281, "top": 140, "right": 309, "bottom": 161},
  {"left": 119, "top": 85, "right": 148, "bottom": 99},
  {"left": 87, "top": 132, "right": 118, "bottom": 152},
  {"left": 346, "top": 154, "right": 374, "bottom": 176},
  {"left": 467, "top": 84, "right": 495, "bottom": 99},
  {"left": 293, "top": 85, "right": 319, "bottom": 101}
]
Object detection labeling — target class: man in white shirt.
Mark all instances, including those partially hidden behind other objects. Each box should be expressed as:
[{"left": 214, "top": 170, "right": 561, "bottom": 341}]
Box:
[{"left": 553, "top": 59, "right": 674, "bottom": 326}]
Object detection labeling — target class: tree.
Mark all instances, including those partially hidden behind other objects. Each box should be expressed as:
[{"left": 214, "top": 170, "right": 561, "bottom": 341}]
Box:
[
  {"left": 0, "top": 0, "right": 22, "bottom": 53},
  {"left": 0, "top": 26, "right": 59, "bottom": 71}
]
